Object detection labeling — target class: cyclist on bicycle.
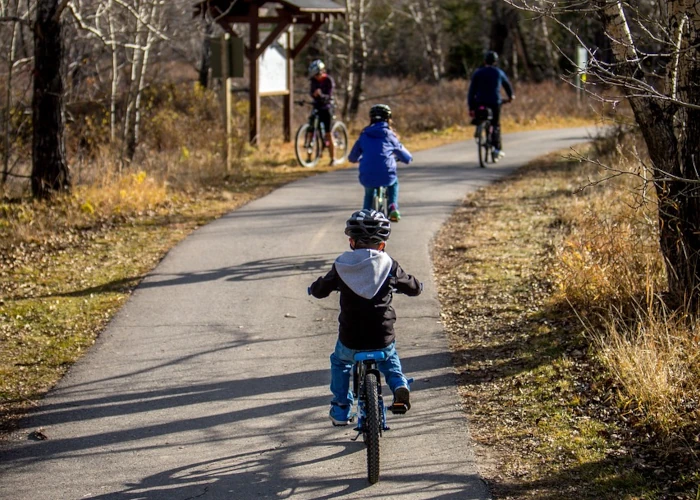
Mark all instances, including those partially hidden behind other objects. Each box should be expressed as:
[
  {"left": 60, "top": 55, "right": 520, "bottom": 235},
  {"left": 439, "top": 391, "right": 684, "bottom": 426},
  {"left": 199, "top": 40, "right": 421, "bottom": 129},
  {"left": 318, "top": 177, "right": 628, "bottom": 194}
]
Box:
[
  {"left": 348, "top": 104, "right": 412, "bottom": 222},
  {"left": 467, "top": 51, "right": 515, "bottom": 160},
  {"left": 308, "top": 59, "right": 337, "bottom": 166},
  {"left": 309, "top": 209, "right": 422, "bottom": 426}
]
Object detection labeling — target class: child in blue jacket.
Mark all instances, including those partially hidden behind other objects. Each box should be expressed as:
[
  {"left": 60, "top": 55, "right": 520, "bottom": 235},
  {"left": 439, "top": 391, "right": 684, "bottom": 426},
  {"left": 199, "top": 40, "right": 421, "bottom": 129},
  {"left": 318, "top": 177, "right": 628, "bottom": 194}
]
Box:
[{"left": 348, "top": 104, "right": 413, "bottom": 222}]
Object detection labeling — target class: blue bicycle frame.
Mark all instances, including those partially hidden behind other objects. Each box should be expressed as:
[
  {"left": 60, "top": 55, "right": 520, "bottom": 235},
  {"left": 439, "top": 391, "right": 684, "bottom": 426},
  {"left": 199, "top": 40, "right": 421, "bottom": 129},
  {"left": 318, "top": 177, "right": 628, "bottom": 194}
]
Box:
[{"left": 351, "top": 351, "right": 390, "bottom": 438}]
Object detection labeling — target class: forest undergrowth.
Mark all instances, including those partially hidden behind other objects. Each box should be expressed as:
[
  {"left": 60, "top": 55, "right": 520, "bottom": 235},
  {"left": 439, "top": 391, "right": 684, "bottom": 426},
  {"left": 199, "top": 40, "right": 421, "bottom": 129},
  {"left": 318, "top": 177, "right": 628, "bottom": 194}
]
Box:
[{"left": 434, "top": 130, "right": 699, "bottom": 499}]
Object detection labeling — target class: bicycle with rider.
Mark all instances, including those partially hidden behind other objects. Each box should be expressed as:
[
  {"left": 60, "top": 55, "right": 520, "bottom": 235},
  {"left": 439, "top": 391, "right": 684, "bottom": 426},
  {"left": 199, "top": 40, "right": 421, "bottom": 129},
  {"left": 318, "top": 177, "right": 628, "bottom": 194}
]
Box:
[
  {"left": 347, "top": 104, "right": 412, "bottom": 222},
  {"left": 467, "top": 51, "right": 515, "bottom": 160},
  {"left": 308, "top": 59, "right": 337, "bottom": 166}
]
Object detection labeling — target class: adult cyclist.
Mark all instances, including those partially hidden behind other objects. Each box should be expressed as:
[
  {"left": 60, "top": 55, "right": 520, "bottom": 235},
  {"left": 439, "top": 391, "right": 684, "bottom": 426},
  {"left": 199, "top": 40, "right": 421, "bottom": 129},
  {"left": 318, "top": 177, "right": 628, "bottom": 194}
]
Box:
[
  {"left": 467, "top": 51, "right": 515, "bottom": 160},
  {"left": 308, "top": 59, "right": 337, "bottom": 166}
]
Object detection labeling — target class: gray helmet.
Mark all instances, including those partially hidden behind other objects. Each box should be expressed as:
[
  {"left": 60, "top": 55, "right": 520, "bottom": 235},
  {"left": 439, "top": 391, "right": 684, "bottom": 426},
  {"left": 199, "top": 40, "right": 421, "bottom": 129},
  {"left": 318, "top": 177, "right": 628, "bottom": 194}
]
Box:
[
  {"left": 345, "top": 209, "right": 391, "bottom": 244},
  {"left": 484, "top": 51, "right": 498, "bottom": 65},
  {"left": 308, "top": 59, "right": 325, "bottom": 77},
  {"left": 370, "top": 104, "right": 392, "bottom": 123}
]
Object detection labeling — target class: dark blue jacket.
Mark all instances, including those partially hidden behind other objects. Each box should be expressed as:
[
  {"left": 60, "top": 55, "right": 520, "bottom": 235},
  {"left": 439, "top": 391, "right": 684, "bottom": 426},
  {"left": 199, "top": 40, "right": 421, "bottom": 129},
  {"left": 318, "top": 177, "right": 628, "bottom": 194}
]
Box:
[
  {"left": 467, "top": 66, "right": 513, "bottom": 110},
  {"left": 348, "top": 122, "right": 413, "bottom": 188}
]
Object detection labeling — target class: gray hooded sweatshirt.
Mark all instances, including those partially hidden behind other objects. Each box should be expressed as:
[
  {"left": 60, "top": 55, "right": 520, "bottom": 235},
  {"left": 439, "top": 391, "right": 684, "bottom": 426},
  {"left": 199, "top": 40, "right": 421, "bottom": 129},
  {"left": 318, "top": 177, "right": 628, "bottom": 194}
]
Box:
[{"left": 309, "top": 249, "right": 422, "bottom": 350}]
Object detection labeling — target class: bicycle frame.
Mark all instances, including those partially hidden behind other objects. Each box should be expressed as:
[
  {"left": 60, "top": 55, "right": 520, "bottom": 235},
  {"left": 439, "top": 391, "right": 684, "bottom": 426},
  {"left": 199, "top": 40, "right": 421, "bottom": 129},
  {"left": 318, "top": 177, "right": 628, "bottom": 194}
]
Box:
[
  {"left": 371, "top": 186, "right": 389, "bottom": 216},
  {"left": 305, "top": 109, "right": 325, "bottom": 152}
]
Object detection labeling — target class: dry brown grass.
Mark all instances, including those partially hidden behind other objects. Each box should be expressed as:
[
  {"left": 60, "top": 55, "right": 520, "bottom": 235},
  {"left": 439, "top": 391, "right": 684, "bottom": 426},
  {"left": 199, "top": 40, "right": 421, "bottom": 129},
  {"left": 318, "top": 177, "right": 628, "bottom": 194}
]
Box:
[
  {"left": 343, "top": 78, "right": 600, "bottom": 135},
  {"left": 545, "top": 132, "right": 700, "bottom": 443},
  {"left": 597, "top": 308, "right": 700, "bottom": 433},
  {"left": 434, "top": 132, "right": 699, "bottom": 497}
]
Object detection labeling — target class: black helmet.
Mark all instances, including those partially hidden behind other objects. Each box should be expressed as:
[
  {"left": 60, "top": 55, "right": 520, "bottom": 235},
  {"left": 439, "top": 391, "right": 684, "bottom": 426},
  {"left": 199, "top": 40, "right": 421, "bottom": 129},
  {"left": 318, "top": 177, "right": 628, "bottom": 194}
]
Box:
[
  {"left": 484, "top": 51, "right": 498, "bottom": 65},
  {"left": 308, "top": 59, "right": 325, "bottom": 77},
  {"left": 345, "top": 209, "right": 391, "bottom": 244},
  {"left": 369, "top": 104, "right": 392, "bottom": 123}
]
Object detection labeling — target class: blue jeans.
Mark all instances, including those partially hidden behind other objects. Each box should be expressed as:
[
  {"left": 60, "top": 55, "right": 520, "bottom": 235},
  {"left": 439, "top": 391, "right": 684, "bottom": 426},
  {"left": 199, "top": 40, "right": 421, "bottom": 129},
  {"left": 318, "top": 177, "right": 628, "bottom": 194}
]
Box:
[
  {"left": 362, "top": 180, "right": 399, "bottom": 211},
  {"left": 329, "top": 339, "right": 407, "bottom": 421}
]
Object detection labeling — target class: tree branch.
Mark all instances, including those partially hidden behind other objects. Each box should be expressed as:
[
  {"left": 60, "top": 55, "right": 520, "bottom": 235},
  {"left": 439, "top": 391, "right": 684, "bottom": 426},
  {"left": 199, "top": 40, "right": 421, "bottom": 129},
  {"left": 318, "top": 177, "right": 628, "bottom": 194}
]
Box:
[{"left": 0, "top": 16, "right": 32, "bottom": 27}]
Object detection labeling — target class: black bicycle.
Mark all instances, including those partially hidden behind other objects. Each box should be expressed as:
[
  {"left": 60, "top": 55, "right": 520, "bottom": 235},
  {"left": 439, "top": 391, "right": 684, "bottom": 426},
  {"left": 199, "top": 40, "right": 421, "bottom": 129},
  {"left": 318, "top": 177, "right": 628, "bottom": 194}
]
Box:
[
  {"left": 294, "top": 101, "right": 349, "bottom": 168},
  {"left": 473, "top": 105, "right": 495, "bottom": 168},
  {"left": 350, "top": 351, "right": 411, "bottom": 484}
]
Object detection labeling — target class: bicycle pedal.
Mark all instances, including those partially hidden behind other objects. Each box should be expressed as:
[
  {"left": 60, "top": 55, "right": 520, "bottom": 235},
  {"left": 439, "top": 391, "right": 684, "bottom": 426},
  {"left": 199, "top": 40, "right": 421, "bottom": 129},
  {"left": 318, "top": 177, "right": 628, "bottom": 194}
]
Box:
[{"left": 389, "top": 403, "right": 408, "bottom": 415}]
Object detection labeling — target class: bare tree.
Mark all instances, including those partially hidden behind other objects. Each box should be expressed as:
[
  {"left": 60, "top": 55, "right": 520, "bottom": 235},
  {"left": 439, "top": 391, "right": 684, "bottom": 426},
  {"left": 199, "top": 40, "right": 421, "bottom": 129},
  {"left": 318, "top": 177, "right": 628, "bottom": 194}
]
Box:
[
  {"left": 1, "top": 0, "right": 33, "bottom": 186},
  {"left": 402, "top": 0, "right": 445, "bottom": 82},
  {"left": 510, "top": 0, "right": 700, "bottom": 309}
]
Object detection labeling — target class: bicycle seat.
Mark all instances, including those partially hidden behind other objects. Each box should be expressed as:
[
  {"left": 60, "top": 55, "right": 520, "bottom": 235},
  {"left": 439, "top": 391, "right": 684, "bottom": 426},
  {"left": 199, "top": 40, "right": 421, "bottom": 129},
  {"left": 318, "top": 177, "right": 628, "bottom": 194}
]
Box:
[{"left": 353, "top": 351, "right": 387, "bottom": 362}]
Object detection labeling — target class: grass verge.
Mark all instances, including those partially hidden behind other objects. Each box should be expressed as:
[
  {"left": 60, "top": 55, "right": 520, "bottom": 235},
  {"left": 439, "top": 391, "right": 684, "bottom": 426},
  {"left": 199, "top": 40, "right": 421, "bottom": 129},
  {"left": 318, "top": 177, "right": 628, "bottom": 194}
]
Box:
[
  {"left": 433, "top": 148, "right": 699, "bottom": 499},
  {"left": 0, "top": 162, "right": 335, "bottom": 435}
]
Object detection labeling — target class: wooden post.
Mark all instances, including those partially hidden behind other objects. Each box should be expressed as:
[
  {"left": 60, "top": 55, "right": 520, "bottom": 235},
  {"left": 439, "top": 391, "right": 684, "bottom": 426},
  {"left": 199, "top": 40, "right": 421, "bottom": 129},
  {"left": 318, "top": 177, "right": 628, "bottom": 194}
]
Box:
[
  {"left": 283, "top": 26, "right": 294, "bottom": 142},
  {"left": 220, "top": 33, "right": 232, "bottom": 171},
  {"left": 249, "top": 6, "right": 260, "bottom": 144}
]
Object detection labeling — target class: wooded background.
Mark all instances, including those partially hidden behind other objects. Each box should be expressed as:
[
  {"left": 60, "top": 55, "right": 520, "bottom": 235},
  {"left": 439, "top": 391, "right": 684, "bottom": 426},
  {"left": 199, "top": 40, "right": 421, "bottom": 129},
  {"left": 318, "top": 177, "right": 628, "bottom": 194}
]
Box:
[
  {"left": 0, "top": 0, "right": 603, "bottom": 192},
  {"left": 2, "top": 0, "right": 699, "bottom": 310}
]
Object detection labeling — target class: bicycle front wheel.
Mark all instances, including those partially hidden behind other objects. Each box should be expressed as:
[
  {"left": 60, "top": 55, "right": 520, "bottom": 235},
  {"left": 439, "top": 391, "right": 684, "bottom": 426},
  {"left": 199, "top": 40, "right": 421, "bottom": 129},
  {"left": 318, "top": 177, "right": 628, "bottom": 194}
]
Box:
[
  {"left": 364, "top": 372, "right": 381, "bottom": 484},
  {"left": 476, "top": 122, "right": 490, "bottom": 168},
  {"left": 295, "top": 124, "right": 322, "bottom": 168},
  {"left": 331, "top": 121, "right": 349, "bottom": 164}
]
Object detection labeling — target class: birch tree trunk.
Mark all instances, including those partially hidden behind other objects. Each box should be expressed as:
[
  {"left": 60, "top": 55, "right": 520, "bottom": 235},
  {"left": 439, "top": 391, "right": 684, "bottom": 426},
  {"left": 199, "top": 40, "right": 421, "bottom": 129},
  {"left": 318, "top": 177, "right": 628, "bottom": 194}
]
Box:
[
  {"left": 407, "top": 0, "right": 445, "bottom": 82},
  {"left": 342, "top": 0, "right": 355, "bottom": 120},
  {"left": 124, "top": 0, "right": 161, "bottom": 161},
  {"left": 123, "top": 0, "right": 145, "bottom": 159},
  {"left": 538, "top": 5, "right": 557, "bottom": 78},
  {"left": 2, "top": 7, "right": 19, "bottom": 185},
  {"left": 107, "top": 0, "right": 118, "bottom": 143},
  {"left": 347, "top": 0, "right": 367, "bottom": 120}
]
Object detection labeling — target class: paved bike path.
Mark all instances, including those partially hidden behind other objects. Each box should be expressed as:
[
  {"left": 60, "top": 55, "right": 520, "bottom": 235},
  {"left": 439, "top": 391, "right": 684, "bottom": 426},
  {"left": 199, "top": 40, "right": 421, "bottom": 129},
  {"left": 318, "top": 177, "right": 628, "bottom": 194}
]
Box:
[{"left": 0, "top": 128, "right": 596, "bottom": 499}]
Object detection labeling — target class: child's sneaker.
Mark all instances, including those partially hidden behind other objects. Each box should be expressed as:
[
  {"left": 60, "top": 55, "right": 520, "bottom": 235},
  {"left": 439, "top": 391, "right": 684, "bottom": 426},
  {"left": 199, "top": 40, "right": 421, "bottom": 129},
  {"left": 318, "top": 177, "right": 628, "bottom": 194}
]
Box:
[
  {"left": 388, "top": 204, "right": 401, "bottom": 222},
  {"left": 329, "top": 413, "right": 350, "bottom": 426},
  {"left": 390, "top": 386, "right": 411, "bottom": 414},
  {"left": 329, "top": 403, "right": 350, "bottom": 426}
]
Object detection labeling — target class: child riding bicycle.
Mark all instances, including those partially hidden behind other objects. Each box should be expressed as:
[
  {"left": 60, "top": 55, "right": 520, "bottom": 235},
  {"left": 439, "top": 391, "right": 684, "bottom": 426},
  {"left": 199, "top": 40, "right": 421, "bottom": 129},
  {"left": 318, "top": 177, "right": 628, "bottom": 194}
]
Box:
[
  {"left": 348, "top": 104, "right": 412, "bottom": 222},
  {"left": 308, "top": 209, "right": 422, "bottom": 426}
]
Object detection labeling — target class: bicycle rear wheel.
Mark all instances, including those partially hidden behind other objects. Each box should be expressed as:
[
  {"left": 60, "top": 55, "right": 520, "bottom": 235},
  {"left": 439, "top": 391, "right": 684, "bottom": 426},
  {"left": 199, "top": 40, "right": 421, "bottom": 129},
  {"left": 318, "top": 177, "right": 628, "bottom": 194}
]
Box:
[
  {"left": 371, "top": 187, "right": 388, "bottom": 217},
  {"left": 331, "top": 121, "right": 349, "bottom": 164},
  {"left": 295, "top": 124, "right": 322, "bottom": 167},
  {"left": 476, "top": 122, "right": 490, "bottom": 168},
  {"left": 364, "top": 372, "right": 381, "bottom": 484}
]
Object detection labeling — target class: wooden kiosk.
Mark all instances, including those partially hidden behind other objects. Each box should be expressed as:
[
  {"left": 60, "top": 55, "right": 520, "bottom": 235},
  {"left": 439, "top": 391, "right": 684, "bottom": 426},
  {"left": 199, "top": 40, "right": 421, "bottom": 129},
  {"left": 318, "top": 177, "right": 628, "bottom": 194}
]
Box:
[{"left": 195, "top": 0, "right": 345, "bottom": 144}]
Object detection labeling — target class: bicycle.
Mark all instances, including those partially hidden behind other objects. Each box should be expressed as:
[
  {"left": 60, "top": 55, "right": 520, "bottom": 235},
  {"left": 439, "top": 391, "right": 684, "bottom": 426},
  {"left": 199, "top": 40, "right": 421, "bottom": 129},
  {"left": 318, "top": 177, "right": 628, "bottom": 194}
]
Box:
[
  {"left": 350, "top": 350, "right": 411, "bottom": 484},
  {"left": 473, "top": 105, "right": 494, "bottom": 168},
  {"left": 294, "top": 101, "right": 349, "bottom": 168},
  {"left": 472, "top": 100, "right": 511, "bottom": 168},
  {"left": 370, "top": 186, "right": 388, "bottom": 217}
]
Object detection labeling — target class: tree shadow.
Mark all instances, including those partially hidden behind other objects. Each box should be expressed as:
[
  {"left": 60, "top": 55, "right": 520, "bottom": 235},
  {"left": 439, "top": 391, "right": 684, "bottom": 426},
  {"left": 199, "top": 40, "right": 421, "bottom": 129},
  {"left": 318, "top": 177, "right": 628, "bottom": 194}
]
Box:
[{"left": 0, "top": 350, "right": 465, "bottom": 465}]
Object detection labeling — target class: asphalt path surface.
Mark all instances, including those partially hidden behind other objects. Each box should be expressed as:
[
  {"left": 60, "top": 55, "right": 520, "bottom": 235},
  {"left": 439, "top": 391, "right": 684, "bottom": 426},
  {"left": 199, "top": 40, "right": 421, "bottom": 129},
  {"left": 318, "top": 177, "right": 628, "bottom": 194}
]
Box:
[{"left": 1, "top": 127, "right": 597, "bottom": 499}]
